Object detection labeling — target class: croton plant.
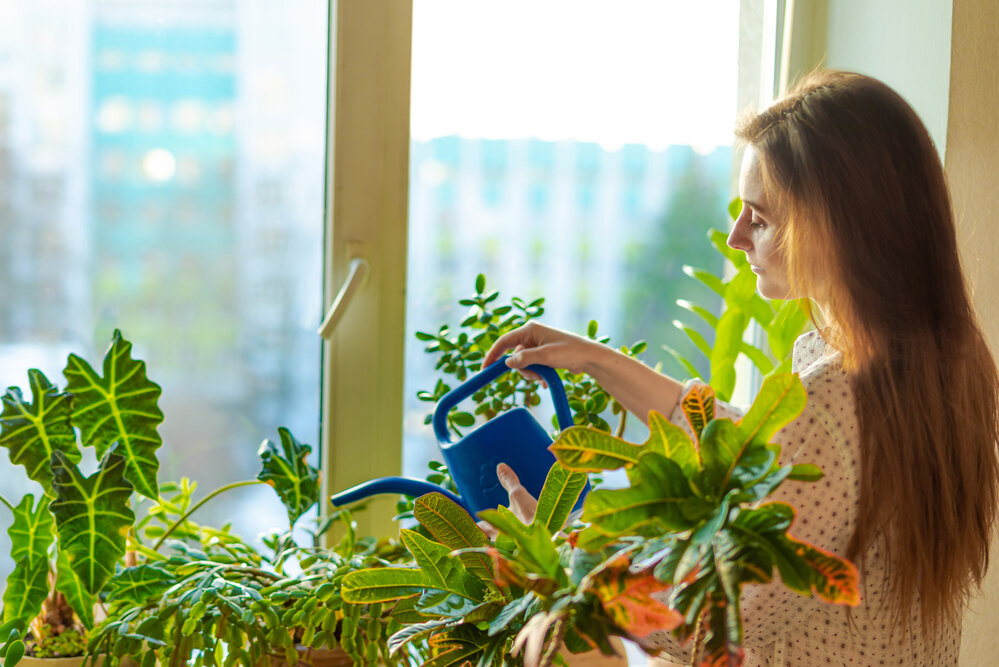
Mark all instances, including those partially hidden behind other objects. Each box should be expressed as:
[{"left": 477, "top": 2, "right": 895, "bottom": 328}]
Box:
[{"left": 342, "top": 373, "right": 860, "bottom": 666}]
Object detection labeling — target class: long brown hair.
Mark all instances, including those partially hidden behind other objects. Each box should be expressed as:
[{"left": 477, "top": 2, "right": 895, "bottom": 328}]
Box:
[{"left": 736, "top": 70, "right": 999, "bottom": 633}]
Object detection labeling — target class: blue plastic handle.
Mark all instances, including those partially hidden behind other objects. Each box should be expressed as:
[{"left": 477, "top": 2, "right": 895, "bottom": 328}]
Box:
[
  {"left": 432, "top": 355, "right": 574, "bottom": 444},
  {"left": 329, "top": 476, "right": 470, "bottom": 513}
]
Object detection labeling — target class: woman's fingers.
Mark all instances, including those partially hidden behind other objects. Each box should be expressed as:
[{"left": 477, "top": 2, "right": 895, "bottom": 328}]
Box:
[{"left": 497, "top": 462, "right": 537, "bottom": 524}]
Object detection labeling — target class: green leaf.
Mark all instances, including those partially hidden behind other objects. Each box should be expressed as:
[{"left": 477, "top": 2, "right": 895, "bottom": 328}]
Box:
[
  {"left": 582, "top": 452, "right": 695, "bottom": 535},
  {"left": 1, "top": 495, "right": 54, "bottom": 627},
  {"left": 661, "top": 344, "right": 704, "bottom": 381},
  {"left": 673, "top": 321, "right": 712, "bottom": 358},
  {"left": 106, "top": 564, "right": 176, "bottom": 604},
  {"left": 766, "top": 299, "right": 811, "bottom": 360},
  {"left": 698, "top": 418, "right": 741, "bottom": 492},
  {"left": 55, "top": 547, "right": 95, "bottom": 629},
  {"left": 400, "top": 529, "right": 485, "bottom": 604},
  {"left": 550, "top": 426, "right": 644, "bottom": 472},
  {"left": 63, "top": 330, "right": 163, "bottom": 499},
  {"left": 782, "top": 535, "right": 861, "bottom": 606},
  {"left": 49, "top": 447, "right": 135, "bottom": 595},
  {"left": 413, "top": 493, "right": 495, "bottom": 588},
  {"left": 710, "top": 308, "right": 749, "bottom": 402},
  {"left": 476, "top": 506, "right": 560, "bottom": 580},
  {"left": 676, "top": 299, "right": 718, "bottom": 329},
  {"left": 341, "top": 566, "right": 430, "bottom": 604},
  {"left": 646, "top": 412, "right": 699, "bottom": 475},
  {"left": 533, "top": 463, "right": 588, "bottom": 534},
  {"left": 680, "top": 384, "right": 714, "bottom": 440},
  {"left": 727, "top": 198, "right": 742, "bottom": 221},
  {"left": 257, "top": 427, "right": 320, "bottom": 529},
  {"left": 0, "top": 369, "right": 78, "bottom": 494},
  {"left": 387, "top": 618, "right": 454, "bottom": 655},
  {"left": 736, "top": 373, "right": 808, "bottom": 451},
  {"left": 475, "top": 274, "right": 486, "bottom": 294},
  {"left": 487, "top": 593, "right": 537, "bottom": 637},
  {"left": 788, "top": 464, "right": 823, "bottom": 482}
]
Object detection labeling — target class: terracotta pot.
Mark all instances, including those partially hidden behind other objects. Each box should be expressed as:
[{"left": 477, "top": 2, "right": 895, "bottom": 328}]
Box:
[
  {"left": 269, "top": 647, "right": 353, "bottom": 667},
  {"left": 15, "top": 656, "right": 139, "bottom": 667}
]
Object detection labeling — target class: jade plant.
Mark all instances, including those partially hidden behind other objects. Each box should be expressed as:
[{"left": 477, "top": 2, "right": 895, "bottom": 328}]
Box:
[
  {"left": 666, "top": 199, "right": 810, "bottom": 402},
  {"left": 341, "top": 374, "right": 859, "bottom": 666}
]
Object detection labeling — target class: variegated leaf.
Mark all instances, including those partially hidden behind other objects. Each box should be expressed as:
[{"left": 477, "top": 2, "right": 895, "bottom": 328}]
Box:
[
  {"left": 647, "top": 411, "right": 699, "bottom": 474},
  {"left": 413, "top": 493, "right": 495, "bottom": 589},
  {"left": 680, "top": 384, "right": 715, "bottom": 439},
  {"left": 257, "top": 427, "right": 320, "bottom": 529},
  {"left": 63, "top": 330, "right": 163, "bottom": 499},
  {"left": 550, "top": 426, "right": 644, "bottom": 472},
  {"left": 49, "top": 447, "right": 135, "bottom": 594},
  {"left": 783, "top": 535, "right": 861, "bottom": 606},
  {"left": 590, "top": 556, "right": 681, "bottom": 637},
  {"left": 0, "top": 369, "right": 78, "bottom": 494}
]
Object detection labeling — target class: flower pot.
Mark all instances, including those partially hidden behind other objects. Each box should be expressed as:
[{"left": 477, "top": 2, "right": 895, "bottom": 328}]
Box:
[
  {"left": 269, "top": 647, "right": 353, "bottom": 667},
  {"left": 15, "top": 657, "right": 139, "bottom": 667}
]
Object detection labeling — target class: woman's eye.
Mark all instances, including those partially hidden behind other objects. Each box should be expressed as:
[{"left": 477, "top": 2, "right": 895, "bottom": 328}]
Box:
[{"left": 749, "top": 216, "right": 766, "bottom": 230}]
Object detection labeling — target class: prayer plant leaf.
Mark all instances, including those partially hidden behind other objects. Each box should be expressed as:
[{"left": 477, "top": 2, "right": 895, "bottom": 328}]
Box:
[
  {"left": 0, "top": 369, "right": 78, "bottom": 494},
  {"left": 256, "top": 427, "right": 320, "bottom": 529},
  {"left": 581, "top": 452, "right": 695, "bottom": 536},
  {"left": 63, "top": 330, "right": 163, "bottom": 499},
  {"left": 549, "top": 426, "right": 644, "bottom": 472},
  {"left": 341, "top": 566, "right": 431, "bottom": 604},
  {"left": 1, "top": 495, "right": 54, "bottom": 627},
  {"left": 49, "top": 447, "right": 136, "bottom": 595},
  {"left": 533, "top": 462, "right": 588, "bottom": 534}
]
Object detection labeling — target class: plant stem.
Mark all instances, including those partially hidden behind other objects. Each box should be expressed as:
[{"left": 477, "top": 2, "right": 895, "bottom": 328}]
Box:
[
  {"left": 0, "top": 492, "right": 14, "bottom": 513},
  {"left": 153, "top": 479, "right": 263, "bottom": 551},
  {"left": 614, "top": 408, "right": 628, "bottom": 439}
]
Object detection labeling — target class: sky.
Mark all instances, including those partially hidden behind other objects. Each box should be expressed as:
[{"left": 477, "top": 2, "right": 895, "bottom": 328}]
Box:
[{"left": 410, "top": 0, "right": 741, "bottom": 151}]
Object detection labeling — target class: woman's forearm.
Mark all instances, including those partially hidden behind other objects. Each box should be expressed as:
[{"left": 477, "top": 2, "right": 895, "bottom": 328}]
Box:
[{"left": 582, "top": 343, "right": 686, "bottom": 426}]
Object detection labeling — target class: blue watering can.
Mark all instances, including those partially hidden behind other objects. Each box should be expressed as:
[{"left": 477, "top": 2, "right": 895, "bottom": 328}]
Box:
[{"left": 329, "top": 355, "right": 588, "bottom": 517}]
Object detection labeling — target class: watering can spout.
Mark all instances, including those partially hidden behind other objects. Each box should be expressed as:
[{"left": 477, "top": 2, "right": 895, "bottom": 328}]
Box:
[{"left": 330, "top": 477, "right": 469, "bottom": 513}]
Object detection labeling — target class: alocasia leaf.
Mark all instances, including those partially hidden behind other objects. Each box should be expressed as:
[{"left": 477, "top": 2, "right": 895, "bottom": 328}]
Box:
[
  {"left": 55, "top": 547, "right": 95, "bottom": 629},
  {"left": 1, "top": 495, "right": 54, "bottom": 626},
  {"left": 63, "top": 330, "right": 163, "bottom": 499},
  {"left": 49, "top": 447, "right": 136, "bottom": 595},
  {"left": 532, "top": 462, "right": 587, "bottom": 534},
  {"left": 257, "top": 427, "right": 320, "bottom": 529},
  {"left": 0, "top": 369, "right": 78, "bottom": 494},
  {"left": 413, "top": 493, "right": 495, "bottom": 589}
]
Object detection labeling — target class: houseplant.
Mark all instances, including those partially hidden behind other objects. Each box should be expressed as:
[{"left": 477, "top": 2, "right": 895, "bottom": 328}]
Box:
[
  {"left": 0, "top": 332, "right": 408, "bottom": 666},
  {"left": 341, "top": 374, "right": 859, "bottom": 666}
]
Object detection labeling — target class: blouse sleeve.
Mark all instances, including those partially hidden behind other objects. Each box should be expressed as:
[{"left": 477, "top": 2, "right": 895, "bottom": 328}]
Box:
[{"left": 646, "top": 366, "right": 859, "bottom": 660}]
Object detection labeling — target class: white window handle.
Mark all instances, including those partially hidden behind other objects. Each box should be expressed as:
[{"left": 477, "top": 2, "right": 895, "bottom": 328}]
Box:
[{"left": 318, "top": 257, "right": 370, "bottom": 339}]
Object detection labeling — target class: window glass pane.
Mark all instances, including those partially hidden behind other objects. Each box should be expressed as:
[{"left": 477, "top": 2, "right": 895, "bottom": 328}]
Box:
[
  {"left": 404, "top": 1, "right": 738, "bottom": 474},
  {"left": 0, "top": 0, "right": 327, "bottom": 591}
]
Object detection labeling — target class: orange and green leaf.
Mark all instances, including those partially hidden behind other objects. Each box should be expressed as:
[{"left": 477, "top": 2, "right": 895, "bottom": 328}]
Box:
[
  {"left": 681, "top": 384, "right": 715, "bottom": 440},
  {"left": 785, "top": 535, "right": 861, "bottom": 606},
  {"left": 590, "top": 557, "right": 682, "bottom": 637}
]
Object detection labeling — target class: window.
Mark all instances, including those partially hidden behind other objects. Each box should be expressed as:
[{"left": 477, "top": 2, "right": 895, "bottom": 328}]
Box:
[{"left": 0, "top": 0, "right": 327, "bottom": 592}]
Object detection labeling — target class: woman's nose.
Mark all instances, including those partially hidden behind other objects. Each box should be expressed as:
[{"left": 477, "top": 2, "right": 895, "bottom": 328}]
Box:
[{"left": 728, "top": 209, "right": 752, "bottom": 252}]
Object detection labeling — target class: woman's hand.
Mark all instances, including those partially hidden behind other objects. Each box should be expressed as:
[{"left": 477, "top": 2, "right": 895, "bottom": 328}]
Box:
[
  {"left": 477, "top": 463, "right": 538, "bottom": 539},
  {"left": 484, "top": 321, "right": 602, "bottom": 384},
  {"left": 484, "top": 321, "right": 687, "bottom": 427}
]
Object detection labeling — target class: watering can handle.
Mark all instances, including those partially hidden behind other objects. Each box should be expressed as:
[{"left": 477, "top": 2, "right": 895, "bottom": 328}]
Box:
[{"left": 432, "top": 354, "right": 574, "bottom": 444}]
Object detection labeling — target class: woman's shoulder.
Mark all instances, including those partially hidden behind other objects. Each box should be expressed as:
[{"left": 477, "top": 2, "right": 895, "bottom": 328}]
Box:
[{"left": 792, "top": 329, "right": 842, "bottom": 376}]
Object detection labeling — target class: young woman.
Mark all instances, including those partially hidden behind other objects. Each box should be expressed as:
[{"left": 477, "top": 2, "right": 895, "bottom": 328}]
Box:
[{"left": 483, "top": 70, "right": 999, "bottom": 664}]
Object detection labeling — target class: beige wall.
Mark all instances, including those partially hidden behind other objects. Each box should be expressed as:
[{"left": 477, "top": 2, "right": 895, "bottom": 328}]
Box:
[{"left": 946, "top": 0, "right": 999, "bottom": 662}]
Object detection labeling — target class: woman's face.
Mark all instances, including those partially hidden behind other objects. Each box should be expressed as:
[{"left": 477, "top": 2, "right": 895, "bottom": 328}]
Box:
[{"left": 728, "top": 146, "right": 792, "bottom": 300}]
